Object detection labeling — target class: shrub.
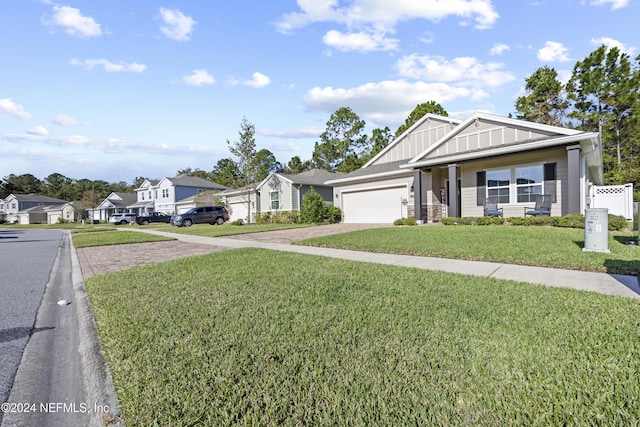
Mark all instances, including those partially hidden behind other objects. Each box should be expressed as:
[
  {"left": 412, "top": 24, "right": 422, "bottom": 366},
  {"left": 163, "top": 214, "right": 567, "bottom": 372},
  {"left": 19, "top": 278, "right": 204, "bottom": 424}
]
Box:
[
  {"left": 230, "top": 219, "right": 244, "bottom": 226},
  {"left": 300, "top": 187, "right": 330, "bottom": 224},
  {"left": 326, "top": 206, "right": 342, "bottom": 223},
  {"left": 475, "top": 216, "right": 505, "bottom": 225},
  {"left": 393, "top": 217, "right": 417, "bottom": 226},
  {"left": 255, "top": 212, "right": 272, "bottom": 224},
  {"left": 608, "top": 214, "right": 627, "bottom": 231}
]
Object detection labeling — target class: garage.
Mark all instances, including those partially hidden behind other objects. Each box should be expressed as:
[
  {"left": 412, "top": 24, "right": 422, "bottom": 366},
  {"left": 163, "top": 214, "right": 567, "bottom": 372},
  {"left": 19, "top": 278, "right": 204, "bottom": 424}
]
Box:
[
  {"left": 228, "top": 201, "right": 249, "bottom": 223},
  {"left": 341, "top": 186, "right": 408, "bottom": 223}
]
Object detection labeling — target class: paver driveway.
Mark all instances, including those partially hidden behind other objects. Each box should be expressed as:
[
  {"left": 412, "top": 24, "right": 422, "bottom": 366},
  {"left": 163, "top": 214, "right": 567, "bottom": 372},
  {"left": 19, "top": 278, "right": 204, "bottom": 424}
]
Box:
[{"left": 75, "top": 223, "right": 389, "bottom": 279}]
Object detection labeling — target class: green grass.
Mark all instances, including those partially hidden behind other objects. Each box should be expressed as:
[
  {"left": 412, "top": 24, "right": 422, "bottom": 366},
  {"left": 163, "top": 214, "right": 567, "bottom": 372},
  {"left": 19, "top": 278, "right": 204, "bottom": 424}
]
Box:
[
  {"left": 296, "top": 226, "right": 640, "bottom": 275},
  {"left": 86, "top": 249, "right": 640, "bottom": 426},
  {"left": 71, "top": 230, "right": 175, "bottom": 248}
]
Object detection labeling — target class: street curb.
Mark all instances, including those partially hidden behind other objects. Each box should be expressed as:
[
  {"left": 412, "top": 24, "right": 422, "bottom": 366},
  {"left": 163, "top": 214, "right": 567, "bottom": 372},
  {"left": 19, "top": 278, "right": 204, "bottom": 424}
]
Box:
[{"left": 69, "top": 232, "right": 125, "bottom": 426}]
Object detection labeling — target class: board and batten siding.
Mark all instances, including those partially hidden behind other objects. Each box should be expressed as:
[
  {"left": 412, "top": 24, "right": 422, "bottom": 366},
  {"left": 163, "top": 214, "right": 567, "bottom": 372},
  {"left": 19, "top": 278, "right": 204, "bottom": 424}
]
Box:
[
  {"left": 371, "top": 119, "right": 455, "bottom": 165},
  {"left": 431, "top": 121, "right": 558, "bottom": 159},
  {"left": 458, "top": 148, "right": 568, "bottom": 217}
]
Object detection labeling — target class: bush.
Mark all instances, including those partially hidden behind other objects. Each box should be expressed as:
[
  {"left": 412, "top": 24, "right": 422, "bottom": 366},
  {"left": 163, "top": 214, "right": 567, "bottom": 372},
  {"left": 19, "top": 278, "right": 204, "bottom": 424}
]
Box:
[
  {"left": 394, "top": 217, "right": 417, "bottom": 226},
  {"left": 441, "top": 213, "right": 629, "bottom": 231},
  {"left": 608, "top": 214, "right": 627, "bottom": 231},
  {"left": 255, "top": 212, "right": 272, "bottom": 224},
  {"left": 230, "top": 219, "right": 244, "bottom": 226},
  {"left": 326, "top": 206, "right": 342, "bottom": 223}
]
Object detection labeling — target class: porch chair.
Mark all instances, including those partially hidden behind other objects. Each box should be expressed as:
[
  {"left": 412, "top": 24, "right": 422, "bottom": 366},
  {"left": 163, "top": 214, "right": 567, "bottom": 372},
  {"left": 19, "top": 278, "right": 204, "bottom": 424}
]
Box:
[
  {"left": 524, "top": 194, "right": 552, "bottom": 217},
  {"left": 483, "top": 197, "right": 503, "bottom": 217}
]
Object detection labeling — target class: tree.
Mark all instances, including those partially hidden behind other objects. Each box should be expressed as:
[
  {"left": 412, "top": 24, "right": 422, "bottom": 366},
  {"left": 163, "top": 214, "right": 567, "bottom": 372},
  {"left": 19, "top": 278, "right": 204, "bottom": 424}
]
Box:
[
  {"left": 514, "top": 66, "right": 568, "bottom": 126},
  {"left": 395, "top": 101, "right": 448, "bottom": 137},
  {"left": 566, "top": 45, "right": 640, "bottom": 181},
  {"left": 0, "top": 173, "right": 42, "bottom": 197},
  {"left": 312, "top": 107, "right": 368, "bottom": 172},
  {"left": 227, "top": 117, "right": 258, "bottom": 223},
  {"left": 253, "top": 149, "right": 282, "bottom": 182},
  {"left": 176, "top": 167, "right": 211, "bottom": 180},
  {"left": 284, "top": 156, "right": 312, "bottom": 174},
  {"left": 367, "top": 126, "right": 394, "bottom": 161},
  {"left": 211, "top": 158, "right": 242, "bottom": 188},
  {"left": 43, "top": 173, "right": 73, "bottom": 200}
]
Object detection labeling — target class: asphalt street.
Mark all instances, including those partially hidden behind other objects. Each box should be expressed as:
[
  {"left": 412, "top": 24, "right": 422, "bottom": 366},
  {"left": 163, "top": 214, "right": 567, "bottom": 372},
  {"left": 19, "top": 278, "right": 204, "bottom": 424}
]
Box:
[
  {"left": 0, "top": 230, "right": 63, "bottom": 417},
  {"left": 0, "top": 229, "right": 95, "bottom": 427}
]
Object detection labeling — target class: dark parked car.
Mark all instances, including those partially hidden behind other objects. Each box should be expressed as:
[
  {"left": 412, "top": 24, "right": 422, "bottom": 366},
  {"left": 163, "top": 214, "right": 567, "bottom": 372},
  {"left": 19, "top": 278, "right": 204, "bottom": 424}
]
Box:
[
  {"left": 170, "top": 206, "right": 229, "bottom": 227},
  {"left": 136, "top": 212, "right": 171, "bottom": 225}
]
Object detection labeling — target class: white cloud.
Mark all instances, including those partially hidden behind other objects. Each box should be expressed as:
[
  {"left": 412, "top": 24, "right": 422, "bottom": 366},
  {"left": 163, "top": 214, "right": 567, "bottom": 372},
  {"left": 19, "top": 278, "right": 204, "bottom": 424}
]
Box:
[
  {"left": 259, "top": 127, "right": 324, "bottom": 138},
  {"left": 396, "top": 54, "right": 515, "bottom": 87},
  {"left": 537, "top": 41, "right": 571, "bottom": 62},
  {"left": 304, "top": 80, "right": 487, "bottom": 126},
  {"left": 585, "top": 0, "right": 629, "bottom": 10},
  {"left": 46, "top": 6, "right": 102, "bottom": 38},
  {"left": 52, "top": 114, "right": 80, "bottom": 126},
  {"left": 276, "top": 0, "right": 499, "bottom": 34},
  {"left": 240, "top": 72, "right": 271, "bottom": 88},
  {"left": 159, "top": 8, "right": 196, "bottom": 41},
  {"left": 27, "top": 125, "right": 48, "bottom": 136},
  {"left": 322, "top": 29, "right": 399, "bottom": 52},
  {"left": 70, "top": 58, "right": 147, "bottom": 73},
  {"left": 590, "top": 37, "right": 637, "bottom": 56},
  {"left": 490, "top": 43, "right": 510, "bottom": 56},
  {"left": 0, "top": 98, "right": 32, "bottom": 120},
  {"left": 182, "top": 69, "right": 215, "bottom": 86}
]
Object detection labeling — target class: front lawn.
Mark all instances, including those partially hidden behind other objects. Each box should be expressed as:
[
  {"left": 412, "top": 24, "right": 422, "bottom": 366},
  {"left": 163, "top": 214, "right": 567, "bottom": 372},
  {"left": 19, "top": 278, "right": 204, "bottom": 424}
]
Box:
[
  {"left": 87, "top": 249, "right": 640, "bottom": 426},
  {"left": 296, "top": 226, "right": 640, "bottom": 275}
]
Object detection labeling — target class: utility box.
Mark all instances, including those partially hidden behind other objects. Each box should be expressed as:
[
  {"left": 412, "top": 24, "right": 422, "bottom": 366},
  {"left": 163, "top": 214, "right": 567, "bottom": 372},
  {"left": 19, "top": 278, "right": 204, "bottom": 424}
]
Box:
[{"left": 583, "top": 208, "right": 610, "bottom": 253}]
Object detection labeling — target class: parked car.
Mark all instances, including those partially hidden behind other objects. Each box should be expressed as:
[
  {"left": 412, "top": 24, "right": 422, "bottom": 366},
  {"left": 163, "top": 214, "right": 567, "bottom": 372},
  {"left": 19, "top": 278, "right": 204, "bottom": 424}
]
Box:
[
  {"left": 136, "top": 212, "right": 171, "bottom": 225},
  {"left": 108, "top": 212, "right": 137, "bottom": 225},
  {"left": 170, "top": 206, "right": 229, "bottom": 227}
]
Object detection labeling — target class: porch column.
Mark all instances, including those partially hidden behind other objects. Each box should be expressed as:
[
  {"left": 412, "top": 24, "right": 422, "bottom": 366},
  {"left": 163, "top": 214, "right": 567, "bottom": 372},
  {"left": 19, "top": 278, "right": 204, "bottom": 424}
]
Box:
[
  {"left": 448, "top": 164, "right": 459, "bottom": 218},
  {"left": 567, "top": 145, "right": 581, "bottom": 214},
  {"left": 413, "top": 169, "right": 422, "bottom": 222}
]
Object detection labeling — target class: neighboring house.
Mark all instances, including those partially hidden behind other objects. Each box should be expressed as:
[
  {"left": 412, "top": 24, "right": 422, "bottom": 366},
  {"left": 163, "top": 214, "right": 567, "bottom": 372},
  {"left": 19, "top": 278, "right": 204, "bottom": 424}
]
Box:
[
  {"left": 327, "top": 112, "right": 603, "bottom": 224},
  {"left": 89, "top": 192, "right": 138, "bottom": 222},
  {"left": 224, "top": 169, "right": 344, "bottom": 223},
  {"left": 128, "top": 179, "right": 159, "bottom": 215},
  {"left": 16, "top": 203, "right": 76, "bottom": 224},
  {"left": 2, "top": 194, "right": 68, "bottom": 223},
  {"left": 134, "top": 174, "right": 229, "bottom": 215}
]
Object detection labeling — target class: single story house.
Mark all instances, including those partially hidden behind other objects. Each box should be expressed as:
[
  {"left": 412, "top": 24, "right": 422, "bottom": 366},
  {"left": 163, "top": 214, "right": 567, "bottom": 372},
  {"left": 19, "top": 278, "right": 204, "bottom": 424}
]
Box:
[
  {"left": 327, "top": 112, "right": 603, "bottom": 223},
  {"left": 224, "top": 169, "right": 344, "bottom": 223},
  {"left": 89, "top": 192, "right": 138, "bottom": 222}
]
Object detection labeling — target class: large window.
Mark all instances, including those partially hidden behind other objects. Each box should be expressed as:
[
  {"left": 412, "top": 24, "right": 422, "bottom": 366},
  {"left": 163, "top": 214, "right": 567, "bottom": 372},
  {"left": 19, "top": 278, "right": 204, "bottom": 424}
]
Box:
[
  {"left": 270, "top": 191, "right": 279, "bottom": 210},
  {"left": 515, "top": 165, "right": 543, "bottom": 203},
  {"left": 486, "top": 169, "right": 510, "bottom": 203},
  {"left": 162, "top": 189, "right": 169, "bottom": 198}
]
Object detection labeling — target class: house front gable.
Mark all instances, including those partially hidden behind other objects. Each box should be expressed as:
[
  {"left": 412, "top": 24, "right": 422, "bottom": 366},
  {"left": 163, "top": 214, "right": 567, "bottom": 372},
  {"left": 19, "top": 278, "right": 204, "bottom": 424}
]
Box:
[{"left": 366, "top": 114, "right": 461, "bottom": 167}]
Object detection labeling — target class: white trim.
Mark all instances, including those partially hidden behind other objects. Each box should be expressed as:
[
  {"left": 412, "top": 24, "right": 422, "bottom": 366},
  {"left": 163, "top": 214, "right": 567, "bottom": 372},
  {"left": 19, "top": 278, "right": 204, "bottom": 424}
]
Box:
[{"left": 326, "top": 169, "right": 410, "bottom": 185}]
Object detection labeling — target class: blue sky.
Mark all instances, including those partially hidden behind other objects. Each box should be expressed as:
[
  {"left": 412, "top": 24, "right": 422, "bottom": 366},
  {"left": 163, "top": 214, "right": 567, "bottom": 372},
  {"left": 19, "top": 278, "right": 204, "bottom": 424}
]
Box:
[{"left": 1, "top": 0, "right": 637, "bottom": 183}]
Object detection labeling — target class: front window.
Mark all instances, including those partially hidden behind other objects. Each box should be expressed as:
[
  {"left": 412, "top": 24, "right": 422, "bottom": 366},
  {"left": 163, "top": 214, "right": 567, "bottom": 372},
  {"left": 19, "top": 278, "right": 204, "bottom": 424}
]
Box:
[
  {"left": 486, "top": 169, "right": 510, "bottom": 204},
  {"left": 148, "top": 191, "right": 152, "bottom": 200},
  {"left": 141, "top": 192, "right": 145, "bottom": 200},
  {"left": 270, "top": 191, "right": 279, "bottom": 210},
  {"left": 515, "top": 165, "right": 543, "bottom": 203},
  {"left": 162, "top": 189, "right": 169, "bottom": 198}
]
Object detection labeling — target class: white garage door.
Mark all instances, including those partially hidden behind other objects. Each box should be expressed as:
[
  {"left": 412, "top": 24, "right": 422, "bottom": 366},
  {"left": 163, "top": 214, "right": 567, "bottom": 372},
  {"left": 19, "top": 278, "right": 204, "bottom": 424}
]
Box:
[
  {"left": 342, "top": 187, "right": 407, "bottom": 223},
  {"left": 228, "top": 201, "right": 249, "bottom": 223}
]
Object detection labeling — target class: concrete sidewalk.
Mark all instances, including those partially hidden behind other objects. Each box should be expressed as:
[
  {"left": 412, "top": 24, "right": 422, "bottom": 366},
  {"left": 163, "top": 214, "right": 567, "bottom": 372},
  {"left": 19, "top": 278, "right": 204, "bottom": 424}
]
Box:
[{"left": 125, "top": 227, "right": 640, "bottom": 300}]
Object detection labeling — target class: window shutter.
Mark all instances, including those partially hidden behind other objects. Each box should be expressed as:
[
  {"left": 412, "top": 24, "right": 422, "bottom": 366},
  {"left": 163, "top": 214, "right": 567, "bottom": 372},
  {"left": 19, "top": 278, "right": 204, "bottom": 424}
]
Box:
[
  {"left": 476, "top": 171, "right": 486, "bottom": 206},
  {"left": 544, "top": 163, "right": 557, "bottom": 203}
]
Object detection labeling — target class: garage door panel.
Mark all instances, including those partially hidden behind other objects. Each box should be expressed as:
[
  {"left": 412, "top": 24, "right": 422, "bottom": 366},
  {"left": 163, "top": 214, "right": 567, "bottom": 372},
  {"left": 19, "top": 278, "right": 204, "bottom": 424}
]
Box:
[
  {"left": 342, "top": 187, "right": 407, "bottom": 223},
  {"left": 229, "top": 202, "right": 249, "bottom": 223}
]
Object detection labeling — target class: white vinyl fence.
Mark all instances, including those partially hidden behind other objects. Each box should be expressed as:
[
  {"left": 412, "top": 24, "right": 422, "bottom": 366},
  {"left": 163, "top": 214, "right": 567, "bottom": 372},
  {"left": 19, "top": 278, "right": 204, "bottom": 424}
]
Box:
[{"left": 589, "top": 183, "right": 634, "bottom": 221}]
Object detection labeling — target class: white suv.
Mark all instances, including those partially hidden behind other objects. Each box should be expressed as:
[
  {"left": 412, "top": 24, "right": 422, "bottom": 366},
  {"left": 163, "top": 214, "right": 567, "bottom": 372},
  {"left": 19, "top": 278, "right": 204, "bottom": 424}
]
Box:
[{"left": 108, "top": 213, "right": 137, "bottom": 225}]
